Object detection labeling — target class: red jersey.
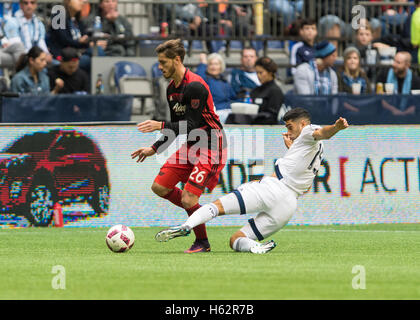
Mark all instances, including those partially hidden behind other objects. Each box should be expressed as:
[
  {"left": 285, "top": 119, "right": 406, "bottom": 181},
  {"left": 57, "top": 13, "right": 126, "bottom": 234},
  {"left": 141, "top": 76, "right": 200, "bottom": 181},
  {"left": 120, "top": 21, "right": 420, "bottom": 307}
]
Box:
[{"left": 151, "top": 69, "right": 226, "bottom": 153}]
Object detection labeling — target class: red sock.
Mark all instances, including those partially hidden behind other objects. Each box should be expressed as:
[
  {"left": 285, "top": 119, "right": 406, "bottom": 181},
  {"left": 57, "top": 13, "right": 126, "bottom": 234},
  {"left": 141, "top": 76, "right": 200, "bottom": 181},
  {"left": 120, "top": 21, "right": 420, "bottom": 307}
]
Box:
[
  {"left": 186, "top": 203, "right": 208, "bottom": 240},
  {"left": 162, "top": 187, "right": 183, "bottom": 209}
]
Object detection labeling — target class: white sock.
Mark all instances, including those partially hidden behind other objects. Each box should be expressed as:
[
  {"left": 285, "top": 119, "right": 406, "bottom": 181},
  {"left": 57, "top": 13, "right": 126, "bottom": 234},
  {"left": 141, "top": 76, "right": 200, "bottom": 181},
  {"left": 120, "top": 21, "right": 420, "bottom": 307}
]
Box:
[
  {"left": 232, "top": 237, "right": 259, "bottom": 252},
  {"left": 182, "top": 203, "right": 219, "bottom": 229}
]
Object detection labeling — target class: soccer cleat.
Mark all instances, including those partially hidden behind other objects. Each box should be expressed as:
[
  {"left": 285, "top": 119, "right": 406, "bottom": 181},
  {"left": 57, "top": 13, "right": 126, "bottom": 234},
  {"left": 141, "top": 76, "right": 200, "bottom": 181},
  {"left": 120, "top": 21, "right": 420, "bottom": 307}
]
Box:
[
  {"left": 250, "top": 240, "right": 277, "bottom": 254},
  {"left": 155, "top": 225, "right": 191, "bottom": 242},
  {"left": 184, "top": 239, "right": 211, "bottom": 253}
]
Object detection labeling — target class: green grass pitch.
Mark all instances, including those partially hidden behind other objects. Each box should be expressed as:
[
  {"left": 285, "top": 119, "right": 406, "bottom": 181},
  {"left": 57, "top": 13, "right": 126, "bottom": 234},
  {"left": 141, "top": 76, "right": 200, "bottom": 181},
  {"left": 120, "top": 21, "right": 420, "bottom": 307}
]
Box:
[{"left": 1, "top": 224, "right": 419, "bottom": 300}]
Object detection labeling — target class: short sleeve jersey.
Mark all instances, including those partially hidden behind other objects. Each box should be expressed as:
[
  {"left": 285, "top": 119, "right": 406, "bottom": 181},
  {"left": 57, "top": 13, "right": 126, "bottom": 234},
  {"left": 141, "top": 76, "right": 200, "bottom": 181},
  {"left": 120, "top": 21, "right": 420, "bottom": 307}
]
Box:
[{"left": 275, "top": 124, "right": 323, "bottom": 195}]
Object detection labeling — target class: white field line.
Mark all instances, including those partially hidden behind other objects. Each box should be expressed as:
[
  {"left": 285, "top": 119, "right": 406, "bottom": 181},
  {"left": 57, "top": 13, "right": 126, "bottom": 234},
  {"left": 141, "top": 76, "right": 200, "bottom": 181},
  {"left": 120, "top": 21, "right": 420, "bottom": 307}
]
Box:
[
  {"left": 1, "top": 227, "right": 419, "bottom": 234},
  {"left": 281, "top": 229, "right": 420, "bottom": 233}
]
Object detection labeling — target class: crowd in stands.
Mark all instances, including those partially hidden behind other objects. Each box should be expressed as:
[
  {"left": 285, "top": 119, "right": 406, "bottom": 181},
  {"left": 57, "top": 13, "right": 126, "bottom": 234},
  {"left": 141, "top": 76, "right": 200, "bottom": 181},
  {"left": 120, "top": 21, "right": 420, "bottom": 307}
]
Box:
[
  {"left": 0, "top": 0, "right": 420, "bottom": 124},
  {"left": 0, "top": 0, "right": 136, "bottom": 95}
]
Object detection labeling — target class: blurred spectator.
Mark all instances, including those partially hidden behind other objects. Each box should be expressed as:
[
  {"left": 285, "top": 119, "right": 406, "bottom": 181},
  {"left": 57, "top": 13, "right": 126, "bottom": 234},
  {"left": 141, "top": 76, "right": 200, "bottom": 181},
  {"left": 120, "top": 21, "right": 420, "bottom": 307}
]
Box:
[
  {"left": 204, "top": 1, "right": 250, "bottom": 38},
  {"left": 84, "top": 0, "right": 136, "bottom": 57},
  {"left": 250, "top": 57, "right": 284, "bottom": 124},
  {"left": 377, "top": 51, "right": 420, "bottom": 92},
  {"left": 304, "top": 0, "right": 354, "bottom": 23},
  {"left": 377, "top": 51, "right": 420, "bottom": 115},
  {"left": 171, "top": 1, "right": 219, "bottom": 53},
  {"left": 196, "top": 53, "right": 236, "bottom": 123},
  {"left": 269, "top": 0, "right": 303, "bottom": 27},
  {"left": 47, "top": 47, "right": 90, "bottom": 94},
  {"left": 337, "top": 47, "right": 372, "bottom": 94},
  {"left": 153, "top": 1, "right": 250, "bottom": 51},
  {"left": 353, "top": 21, "right": 374, "bottom": 59},
  {"left": 352, "top": 21, "right": 390, "bottom": 62},
  {"left": 81, "top": 0, "right": 91, "bottom": 18},
  {"left": 318, "top": 15, "right": 342, "bottom": 49},
  {"left": 290, "top": 18, "right": 317, "bottom": 75},
  {"left": 0, "top": 14, "right": 26, "bottom": 70},
  {"left": 380, "top": 0, "right": 410, "bottom": 37},
  {"left": 47, "top": 0, "right": 106, "bottom": 73},
  {"left": 293, "top": 41, "right": 338, "bottom": 95},
  {"left": 0, "top": 1, "right": 20, "bottom": 18},
  {"left": 369, "top": 18, "right": 383, "bottom": 40},
  {"left": 368, "top": 2, "right": 414, "bottom": 54},
  {"left": 229, "top": 47, "right": 261, "bottom": 100},
  {"left": 15, "top": 0, "right": 52, "bottom": 63},
  {"left": 411, "top": 0, "right": 420, "bottom": 64},
  {"left": 11, "top": 46, "right": 62, "bottom": 95},
  {"left": 47, "top": 0, "right": 88, "bottom": 58}
]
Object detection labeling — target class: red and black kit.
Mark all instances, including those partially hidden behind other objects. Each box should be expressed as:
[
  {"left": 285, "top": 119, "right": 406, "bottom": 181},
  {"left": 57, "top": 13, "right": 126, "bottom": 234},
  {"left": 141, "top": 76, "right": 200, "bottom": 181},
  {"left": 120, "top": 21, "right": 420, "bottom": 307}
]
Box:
[{"left": 151, "top": 69, "right": 227, "bottom": 197}]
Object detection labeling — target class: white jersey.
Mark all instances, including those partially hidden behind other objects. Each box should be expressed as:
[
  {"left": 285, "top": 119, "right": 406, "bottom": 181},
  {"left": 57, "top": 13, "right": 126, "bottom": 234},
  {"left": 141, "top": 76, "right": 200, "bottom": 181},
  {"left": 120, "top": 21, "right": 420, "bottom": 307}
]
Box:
[{"left": 275, "top": 124, "right": 323, "bottom": 195}]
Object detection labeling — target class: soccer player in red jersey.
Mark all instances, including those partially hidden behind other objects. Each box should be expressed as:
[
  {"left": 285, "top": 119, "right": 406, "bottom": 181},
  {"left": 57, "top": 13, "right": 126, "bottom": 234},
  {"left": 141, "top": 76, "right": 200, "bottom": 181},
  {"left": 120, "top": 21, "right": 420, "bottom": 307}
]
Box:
[{"left": 131, "top": 39, "right": 227, "bottom": 253}]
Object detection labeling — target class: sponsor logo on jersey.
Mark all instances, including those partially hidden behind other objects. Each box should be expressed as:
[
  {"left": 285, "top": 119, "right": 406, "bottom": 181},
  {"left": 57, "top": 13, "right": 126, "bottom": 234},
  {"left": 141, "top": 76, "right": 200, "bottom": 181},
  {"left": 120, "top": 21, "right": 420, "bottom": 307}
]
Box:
[
  {"left": 173, "top": 102, "right": 186, "bottom": 114},
  {"left": 191, "top": 99, "right": 200, "bottom": 109}
]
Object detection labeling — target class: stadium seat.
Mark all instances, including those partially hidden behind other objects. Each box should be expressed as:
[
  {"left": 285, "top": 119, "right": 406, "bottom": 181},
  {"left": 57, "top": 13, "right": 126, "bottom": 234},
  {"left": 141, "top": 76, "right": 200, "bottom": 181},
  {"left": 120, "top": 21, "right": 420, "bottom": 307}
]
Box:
[
  {"left": 110, "top": 61, "right": 153, "bottom": 115},
  {"left": 212, "top": 40, "right": 226, "bottom": 53},
  {"left": 191, "top": 40, "right": 204, "bottom": 51},
  {"left": 138, "top": 37, "right": 163, "bottom": 57},
  {"left": 150, "top": 62, "right": 170, "bottom": 121},
  {"left": 251, "top": 40, "right": 264, "bottom": 53},
  {"left": 230, "top": 40, "right": 244, "bottom": 49},
  {"left": 151, "top": 62, "right": 163, "bottom": 102},
  {"left": 267, "top": 40, "right": 284, "bottom": 49},
  {"left": 151, "top": 62, "right": 162, "bottom": 80},
  {"left": 112, "top": 61, "right": 147, "bottom": 89}
]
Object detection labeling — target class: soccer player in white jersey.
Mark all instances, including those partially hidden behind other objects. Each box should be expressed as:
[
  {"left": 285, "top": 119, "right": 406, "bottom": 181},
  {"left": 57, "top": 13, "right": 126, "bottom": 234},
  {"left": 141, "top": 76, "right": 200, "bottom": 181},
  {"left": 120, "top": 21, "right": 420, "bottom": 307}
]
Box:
[{"left": 155, "top": 108, "right": 349, "bottom": 254}]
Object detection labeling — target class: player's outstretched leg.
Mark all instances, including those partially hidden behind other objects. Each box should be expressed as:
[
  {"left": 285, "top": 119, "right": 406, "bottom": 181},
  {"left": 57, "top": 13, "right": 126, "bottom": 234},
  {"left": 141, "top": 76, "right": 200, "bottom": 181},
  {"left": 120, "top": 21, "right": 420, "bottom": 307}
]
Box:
[
  {"left": 230, "top": 231, "right": 276, "bottom": 254},
  {"left": 182, "top": 191, "right": 211, "bottom": 253},
  {"left": 155, "top": 202, "right": 220, "bottom": 244},
  {"left": 250, "top": 240, "right": 277, "bottom": 254},
  {"left": 155, "top": 225, "right": 191, "bottom": 242}
]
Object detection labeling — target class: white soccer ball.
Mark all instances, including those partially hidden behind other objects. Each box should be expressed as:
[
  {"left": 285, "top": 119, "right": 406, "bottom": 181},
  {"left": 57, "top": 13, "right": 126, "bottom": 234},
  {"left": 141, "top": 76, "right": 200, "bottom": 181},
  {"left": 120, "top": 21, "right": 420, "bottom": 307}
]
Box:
[{"left": 106, "top": 224, "right": 135, "bottom": 253}]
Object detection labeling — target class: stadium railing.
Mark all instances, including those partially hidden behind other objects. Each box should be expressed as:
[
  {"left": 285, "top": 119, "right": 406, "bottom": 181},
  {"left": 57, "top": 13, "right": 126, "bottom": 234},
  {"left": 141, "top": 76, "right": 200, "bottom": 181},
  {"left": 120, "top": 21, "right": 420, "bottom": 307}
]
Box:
[{"left": 6, "top": 0, "right": 415, "bottom": 57}]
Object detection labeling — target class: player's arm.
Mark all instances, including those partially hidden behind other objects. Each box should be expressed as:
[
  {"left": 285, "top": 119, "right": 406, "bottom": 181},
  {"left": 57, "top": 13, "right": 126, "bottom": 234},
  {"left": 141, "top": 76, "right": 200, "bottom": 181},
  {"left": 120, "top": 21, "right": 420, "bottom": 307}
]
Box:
[
  {"left": 312, "top": 117, "right": 349, "bottom": 140},
  {"left": 137, "top": 82, "right": 207, "bottom": 154},
  {"left": 131, "top": 146, "right": 156, "bottom": 163},
  {"left": 136, "top": 120, "right": 173, "bottom": 154}
]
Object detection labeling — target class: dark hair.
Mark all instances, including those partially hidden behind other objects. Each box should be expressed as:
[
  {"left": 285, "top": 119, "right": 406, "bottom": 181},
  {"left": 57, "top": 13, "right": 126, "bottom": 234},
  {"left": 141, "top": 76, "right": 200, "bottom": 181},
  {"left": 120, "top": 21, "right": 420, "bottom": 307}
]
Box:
[
  {"left": 156, "top": 39, "right": 186, "bottom": 62},
  {"left": 300, "top": 18, "right": 316, "bottom": 29},
  {"left": 64, "top": 0, "right": 81, "bottom": 21},
  {"left": 241, "top": 47, "right": 257, "bottom": 57},
  {"left": 416, "top": 0, "right": 420, "bottom": 6},
  {"left": 283, "top": 107, "right": 311, "bottom": 123},
  {"left": 255, "top": 56, "right": 278, "bottom": 75},
  {"left": 16, "top": 46, "right": 44, "bottom": 73},
  {"left": 59, "top": 47, "right": 80, "bottom": 62},
  {"left": 98, "top": 0, "right": 116, "bottom": 17}
]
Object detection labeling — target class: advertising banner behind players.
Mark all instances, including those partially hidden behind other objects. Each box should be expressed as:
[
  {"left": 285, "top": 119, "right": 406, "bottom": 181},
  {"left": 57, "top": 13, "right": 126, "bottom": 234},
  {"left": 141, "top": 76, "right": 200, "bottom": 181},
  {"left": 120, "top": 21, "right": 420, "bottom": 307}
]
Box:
[{"left": 0, "top": 124, "right": 418, "bottom": 227}]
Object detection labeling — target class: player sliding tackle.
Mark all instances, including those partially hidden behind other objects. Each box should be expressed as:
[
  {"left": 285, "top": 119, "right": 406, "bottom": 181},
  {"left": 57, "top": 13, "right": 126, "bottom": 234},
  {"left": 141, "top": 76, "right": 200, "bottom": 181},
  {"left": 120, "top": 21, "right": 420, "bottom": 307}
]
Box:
[{"left": 156, "top": 108, "right": 349, "bottom": 254}]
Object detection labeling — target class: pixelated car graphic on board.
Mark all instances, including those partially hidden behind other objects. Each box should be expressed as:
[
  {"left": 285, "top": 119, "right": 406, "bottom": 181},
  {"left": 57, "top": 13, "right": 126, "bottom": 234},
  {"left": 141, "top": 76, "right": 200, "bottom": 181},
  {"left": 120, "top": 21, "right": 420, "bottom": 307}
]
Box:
[{"left": 0, "top": 130, "right": 110, "bottom": 226}]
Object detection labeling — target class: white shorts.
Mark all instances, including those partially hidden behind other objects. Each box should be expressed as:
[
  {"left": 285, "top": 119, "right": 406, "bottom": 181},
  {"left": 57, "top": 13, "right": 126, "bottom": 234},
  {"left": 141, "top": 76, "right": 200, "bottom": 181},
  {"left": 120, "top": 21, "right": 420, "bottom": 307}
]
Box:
[{"left": 220, "top": 176, "right": 298, "bottom": 240}]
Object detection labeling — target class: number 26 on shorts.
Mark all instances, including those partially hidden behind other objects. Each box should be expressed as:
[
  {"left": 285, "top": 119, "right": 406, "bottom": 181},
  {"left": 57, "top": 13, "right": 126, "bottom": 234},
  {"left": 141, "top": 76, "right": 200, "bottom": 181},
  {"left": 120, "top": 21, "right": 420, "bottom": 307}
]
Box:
[{"left": 189, "top": 167, "right": 207, "bottom": 184}]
